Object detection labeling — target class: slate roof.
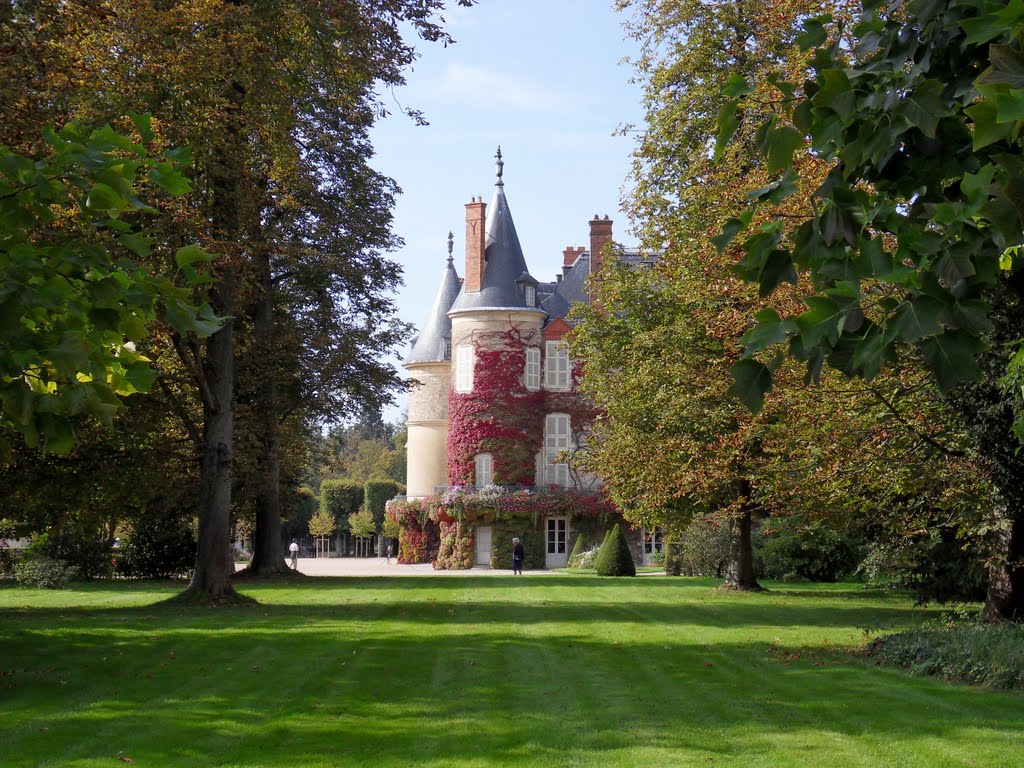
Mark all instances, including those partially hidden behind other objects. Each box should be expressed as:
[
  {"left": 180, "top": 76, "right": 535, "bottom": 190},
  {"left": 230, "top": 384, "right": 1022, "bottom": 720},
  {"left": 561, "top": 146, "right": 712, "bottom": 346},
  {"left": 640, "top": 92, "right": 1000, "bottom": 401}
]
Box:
[
  {"left": 405, "top": 247, "right": 462, "bottom": 365},
  {"left": 448, "top": 153, "right": 542, "bottom": 315}
]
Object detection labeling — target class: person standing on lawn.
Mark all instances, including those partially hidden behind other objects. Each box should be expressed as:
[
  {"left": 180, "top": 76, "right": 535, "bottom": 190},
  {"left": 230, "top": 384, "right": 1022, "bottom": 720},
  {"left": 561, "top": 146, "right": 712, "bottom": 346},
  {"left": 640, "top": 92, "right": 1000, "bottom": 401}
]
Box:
[
  {"left": 512, "top": 537, "right": 524, "bottom": 575},
  {"left": 289, "top": 539, "right": 299, "bottom": 569}
]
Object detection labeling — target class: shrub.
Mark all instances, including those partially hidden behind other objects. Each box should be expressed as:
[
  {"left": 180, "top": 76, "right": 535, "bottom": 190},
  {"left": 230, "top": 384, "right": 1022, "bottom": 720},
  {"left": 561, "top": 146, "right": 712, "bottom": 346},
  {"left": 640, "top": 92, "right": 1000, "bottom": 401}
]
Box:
[
  {"left": 364, "top": 479, "right": 400, "bottom": 532},
  {"left": 595, "top": 524, "right": 636, "bottom": 577},
  {"left": 648, "top": 550, "right": 667, "bottom": 566},
  {"left": 23, "top": 530, "right": 114, "bottom": 580},
  {"left": 856, "top": 529, "right": 987, "bottom": 604},
  {"left": 567, "top": 533, "right": 585, "bottom": 566},
  {"left": 571, "top": 545, "right": 602, "bottom": 570},
  {"left": 870, "top": 621, "right": 1024, "bottom": 690},
  {"left": 489, "top": 521, "right": 545, "bottom": 570},
  {"left": 14, "top": 553, "right": 79, "bottom": 589},
  {"left": 679, "top": 517, "right": 731, "bottom": 577},
  {"left": 434, "top": 520, "right": 474, "bottom": 570},
  {"left": 755, "top": 515, "right": 862, "bottom": 582},
  {"left": 117, "top": 513, "right": 196, "bottom": 579},
  {"left": 319, "top": 479, "right": 364, "bottom": 528}
]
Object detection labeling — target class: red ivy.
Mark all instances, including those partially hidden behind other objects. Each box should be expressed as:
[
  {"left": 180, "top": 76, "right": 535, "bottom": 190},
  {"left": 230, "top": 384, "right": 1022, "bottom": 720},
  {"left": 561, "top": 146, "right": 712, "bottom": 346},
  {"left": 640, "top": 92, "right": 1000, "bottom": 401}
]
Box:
[{"left": 447, "top": 326, "right": 599, "bottom": 487}]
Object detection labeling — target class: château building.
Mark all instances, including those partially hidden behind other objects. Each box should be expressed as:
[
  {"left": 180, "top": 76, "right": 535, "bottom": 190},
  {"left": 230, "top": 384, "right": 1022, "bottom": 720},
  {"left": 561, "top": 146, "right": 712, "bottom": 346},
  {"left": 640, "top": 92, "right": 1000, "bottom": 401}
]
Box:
[{"left": 397, "top": 150, "right": 662, "bottom": 569}]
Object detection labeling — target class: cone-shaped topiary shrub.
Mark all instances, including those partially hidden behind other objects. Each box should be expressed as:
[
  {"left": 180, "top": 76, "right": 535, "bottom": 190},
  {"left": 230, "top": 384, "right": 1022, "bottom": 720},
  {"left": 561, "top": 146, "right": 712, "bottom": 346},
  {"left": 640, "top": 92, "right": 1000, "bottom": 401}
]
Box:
[
  {"left": 568, "top": 533, "right": 585, "bottom": 567},
  {"left": 594, "top": 524, "right": 636, "bottom": 576}
]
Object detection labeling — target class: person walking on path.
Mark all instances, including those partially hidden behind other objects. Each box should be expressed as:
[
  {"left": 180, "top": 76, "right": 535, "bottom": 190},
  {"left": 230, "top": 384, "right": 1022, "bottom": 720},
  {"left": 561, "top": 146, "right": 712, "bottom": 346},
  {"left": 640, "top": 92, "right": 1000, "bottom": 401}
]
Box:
[
  {"left": 512, "top": 537, "right": 524, "bottom": 575},
  {"left": 385, "top": 540, "right": 394, "bottom": 565},
  {"left": 289, "top": 539, "right": 299, "bottom": 569}
]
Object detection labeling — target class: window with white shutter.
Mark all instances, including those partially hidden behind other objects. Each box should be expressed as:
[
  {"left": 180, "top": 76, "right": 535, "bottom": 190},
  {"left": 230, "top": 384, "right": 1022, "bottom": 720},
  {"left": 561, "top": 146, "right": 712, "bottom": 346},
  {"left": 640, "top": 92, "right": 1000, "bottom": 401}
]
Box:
[
  {"left": 456, "top": 345, "right": 474, "bottom": 392},
  {"left": 544, "top": 340, "right": 570, "bottom": 390},
  {"left": 543, "top": 413, "right": 571, "bottom": 488},
  {"left": 474, "top": 453, "right": 493, "bottom": 488},
  {"left": 524, "top": 347, "right": 541, "bottom": 391}
]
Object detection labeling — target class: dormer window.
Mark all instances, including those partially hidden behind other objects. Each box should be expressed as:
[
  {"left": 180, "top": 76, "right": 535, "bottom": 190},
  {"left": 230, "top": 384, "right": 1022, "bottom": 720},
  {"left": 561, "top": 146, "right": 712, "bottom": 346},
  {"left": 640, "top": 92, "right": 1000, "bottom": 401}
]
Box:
[{"left": 524, "top": 284, "right": 536, "bottom": 307}]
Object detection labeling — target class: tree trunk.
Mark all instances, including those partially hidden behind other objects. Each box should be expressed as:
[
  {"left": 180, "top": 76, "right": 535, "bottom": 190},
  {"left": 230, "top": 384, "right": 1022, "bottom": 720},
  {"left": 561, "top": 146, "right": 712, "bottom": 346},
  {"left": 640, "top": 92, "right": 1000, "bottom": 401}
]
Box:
[
  {"left": 723, "top": 481, "right": 762, "bottom": 591},
  {"left": 187, "top": 315, "right": 237, "bottom": 600},
  {"left": 982, "top": 507, "right": 1024, "bottom": 622},
  {"left": 240, "top": 245, "right": 291, "bottom": 577}
]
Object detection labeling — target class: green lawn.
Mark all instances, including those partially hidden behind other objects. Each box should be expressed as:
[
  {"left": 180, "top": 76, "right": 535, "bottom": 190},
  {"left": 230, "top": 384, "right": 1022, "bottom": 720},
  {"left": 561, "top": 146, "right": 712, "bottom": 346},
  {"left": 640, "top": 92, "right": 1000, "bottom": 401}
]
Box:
[{"left": 1, "top": 576, "right": 1022, "bottom": 767}]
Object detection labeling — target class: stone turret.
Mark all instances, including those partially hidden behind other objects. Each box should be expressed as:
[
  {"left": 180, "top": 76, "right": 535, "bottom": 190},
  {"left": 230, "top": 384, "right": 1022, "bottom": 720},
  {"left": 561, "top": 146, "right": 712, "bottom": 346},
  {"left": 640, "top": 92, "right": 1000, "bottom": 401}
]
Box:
[{"left": 404, "top": 233, "right": 462, "bottom": 499}]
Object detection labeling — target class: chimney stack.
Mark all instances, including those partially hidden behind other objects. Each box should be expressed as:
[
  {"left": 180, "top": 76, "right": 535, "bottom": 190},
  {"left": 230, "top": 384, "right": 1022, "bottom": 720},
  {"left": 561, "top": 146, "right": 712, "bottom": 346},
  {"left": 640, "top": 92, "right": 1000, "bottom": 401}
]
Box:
[
  {"left": 589, "top": 215, "right": 613, "bottom": 281},
  {"left": 562, "top": 245, "right": 585, "bottom": 267},
  {"left": 464, "top": 197, "right": 487, "bottom": 292}
]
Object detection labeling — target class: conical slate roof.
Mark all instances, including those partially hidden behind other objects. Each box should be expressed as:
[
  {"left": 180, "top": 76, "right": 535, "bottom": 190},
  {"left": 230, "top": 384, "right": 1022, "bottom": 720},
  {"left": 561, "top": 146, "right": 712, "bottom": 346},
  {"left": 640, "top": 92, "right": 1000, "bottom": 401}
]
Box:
[
  {"left": 449, "top": 150, "right": 542, "bottom": 314},
  {"left": 406, "top": 236, "right": 462, "bottom": 365}
]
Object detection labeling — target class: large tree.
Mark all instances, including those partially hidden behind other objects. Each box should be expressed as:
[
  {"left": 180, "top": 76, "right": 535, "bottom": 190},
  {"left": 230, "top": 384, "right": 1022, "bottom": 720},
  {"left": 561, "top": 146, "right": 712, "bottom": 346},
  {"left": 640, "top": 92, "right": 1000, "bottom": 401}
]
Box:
[
  {"left": 721, "top": 0, "right": 1024, "bottom": 619},
  {"left": 1, "top": 0, "right": 470, "bottom": 597}
]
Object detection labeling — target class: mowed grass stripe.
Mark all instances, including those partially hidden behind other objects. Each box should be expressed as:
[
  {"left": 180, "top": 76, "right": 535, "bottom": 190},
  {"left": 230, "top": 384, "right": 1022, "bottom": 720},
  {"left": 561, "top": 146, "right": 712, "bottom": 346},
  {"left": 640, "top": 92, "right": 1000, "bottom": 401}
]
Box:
[{"left": 1, "top": 576, "right": 1023, "bottom": 767}]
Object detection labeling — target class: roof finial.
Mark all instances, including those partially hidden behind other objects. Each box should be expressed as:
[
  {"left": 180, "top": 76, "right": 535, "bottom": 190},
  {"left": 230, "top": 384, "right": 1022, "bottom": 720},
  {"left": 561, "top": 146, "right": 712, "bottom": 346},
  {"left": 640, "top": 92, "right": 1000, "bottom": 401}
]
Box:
[
  {"left": 446, "top": 230, "right": 454, "bottom": 264},
  {"left": 495, "top": 146, "right": 504, "bottom": 187}
]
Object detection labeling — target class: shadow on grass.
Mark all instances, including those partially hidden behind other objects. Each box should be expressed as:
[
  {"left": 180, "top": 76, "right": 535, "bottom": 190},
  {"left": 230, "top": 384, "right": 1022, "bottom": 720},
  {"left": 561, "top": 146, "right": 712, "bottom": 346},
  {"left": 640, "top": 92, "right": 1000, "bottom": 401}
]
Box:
[{"left": 2, "top": 620, "right": 1023, "bottom": 768}]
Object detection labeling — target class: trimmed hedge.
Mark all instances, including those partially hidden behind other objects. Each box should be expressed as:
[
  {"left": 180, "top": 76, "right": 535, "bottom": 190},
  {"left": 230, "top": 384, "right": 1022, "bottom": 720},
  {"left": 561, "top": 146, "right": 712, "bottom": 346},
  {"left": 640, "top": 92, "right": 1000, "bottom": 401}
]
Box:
[
  {"left": 365, "top": 479, "right": 400, "bottom": 532},
  {"left": 567, "top": 533, "right": 585, "bottom": 566},
  {"left": 320, "top": 479, "right": 363, "bottom": 529},
  {"left": 595, "top": 524, "right": 636, "bottom": 576}
]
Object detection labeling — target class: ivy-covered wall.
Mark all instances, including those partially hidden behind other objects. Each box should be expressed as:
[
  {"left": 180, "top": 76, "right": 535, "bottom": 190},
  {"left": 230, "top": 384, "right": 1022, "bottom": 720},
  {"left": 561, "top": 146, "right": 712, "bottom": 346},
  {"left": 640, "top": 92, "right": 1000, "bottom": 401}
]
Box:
[
  {"left": 447, "top": 326, "right": 599, "bottom": 490},
  {"left": 489, "top": 520, "right": 545, "bottom": 570}
]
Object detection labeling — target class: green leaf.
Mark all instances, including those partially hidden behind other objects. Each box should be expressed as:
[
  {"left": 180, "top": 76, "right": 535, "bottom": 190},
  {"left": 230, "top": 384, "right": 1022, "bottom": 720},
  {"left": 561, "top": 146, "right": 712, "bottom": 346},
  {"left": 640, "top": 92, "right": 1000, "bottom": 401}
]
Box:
[
  {"left": 765, "top": 125, "right": 804, "bottom": 173},
  {"left": 118, "top": 233, "right": 152, "bottom": 258},
  {"left": 728, "top": 359, "right": 773, "bottom": 414},
  {"left": 740, "top": 308, "right": 792, "bottom": 354},
  {"left": 124, "top": 360, "right": 158, "bottom": 393},
  {"left": 148, "top": 162, "right": 192, "bottom": 195},
  {"left": 84, "top": 182, "right": 125, "bottom": 213},
  {"left": 721, "top": 75, "right": 753, "bottom": 99},
  {"left": 796, "top": 16, "right": 829, "bottom": 52},
  {"left": 129, "top": 112, "right": 154, "bottom": 144},
  {"left": 891, "top": 296, "right": 944, "bottom": 342},
  {"left": 966, "top": 102, "right": 1014, "bottom": 149},
  {"left": 796, "top": 296, "right": 844, "bottom": 347},
  {"left": 994, "top": 90, "right": 1024, "bottom": 123},
  {"left": 715, "top": 101, "right": 740, "bottom": 161},
  {"left": 811, "top": 69, "right": 856, "bottom": 121},
  {"left": 175, "top": 243, "right": 214, "bottom": 269},
  {"left": 758, "top": 249, "right": 798, "bottom": 296},
  {"left": 978, "top": 44, "right": 1024, "bottom": 91},
  {"left": 712, "top": 210, "right": 752, "bottom": 254},
  {"left": 920, "top": 331, "right": 984, "bottom": 390},
  {"left": 748, "top": 169, "right": 799, "bottom": 204},
  {"left": 38, "top": 414, "right": 75, "bottom": 456},
  {"left": 897, "top": 79, "right": 947, "bottom": 138},
  {"left": 821, "top": 201, "right": 858, "bottom": 246}
]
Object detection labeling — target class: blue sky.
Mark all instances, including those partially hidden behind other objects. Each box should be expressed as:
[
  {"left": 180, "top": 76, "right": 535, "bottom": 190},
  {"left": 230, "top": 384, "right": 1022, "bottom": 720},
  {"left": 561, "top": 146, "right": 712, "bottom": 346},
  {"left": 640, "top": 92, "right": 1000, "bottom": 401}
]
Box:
[{"left": 370, "top": 1, "right": 643, "bottom": 421}]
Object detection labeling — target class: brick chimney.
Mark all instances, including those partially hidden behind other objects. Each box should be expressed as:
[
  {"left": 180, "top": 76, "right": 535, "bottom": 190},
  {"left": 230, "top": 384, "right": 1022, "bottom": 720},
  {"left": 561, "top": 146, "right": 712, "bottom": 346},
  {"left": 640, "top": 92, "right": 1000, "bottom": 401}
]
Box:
[
  {"left": 464, "top": 197, "right": 487, "bottom": 292},
  {"left": 562, "top": 245, "right": 585, "bottom": 267},
  {"left": 589, "top": 215, "right": 613, "bottom": 280}
]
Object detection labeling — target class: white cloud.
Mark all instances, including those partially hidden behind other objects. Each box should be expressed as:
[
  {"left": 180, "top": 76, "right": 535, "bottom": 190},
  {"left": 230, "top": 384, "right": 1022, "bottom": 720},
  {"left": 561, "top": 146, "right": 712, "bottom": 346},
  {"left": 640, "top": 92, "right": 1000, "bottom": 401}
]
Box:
[{"left": 431, "top": 62, "right": 579, "bottom": 114}]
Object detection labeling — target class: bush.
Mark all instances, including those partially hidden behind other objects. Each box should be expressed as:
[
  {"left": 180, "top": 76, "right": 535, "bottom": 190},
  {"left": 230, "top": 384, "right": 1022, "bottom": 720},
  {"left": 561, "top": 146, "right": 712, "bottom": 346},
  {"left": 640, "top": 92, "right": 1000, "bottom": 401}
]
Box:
[
  {"left": 679, "top": 517, "right": 731, "bottom": 577},
  {"left": 856, "top": 529, "right": 987, "bottom": 604},
  {"left": 489, "top": 521, "right": 545, "bottom": 570},
  {"left": 22, "top": 530, "right": 114, "bottom": 580},
  {"left": 14, "top": 553, "right": 79, "bottom": 588},
  {"left": 648, "top": 549, "right": 667, "bottom": 566},
  {"left": 116, "top": 513, "right": 196, "bottom": 580},
  {"left": 364, "top": 479, "right": 400, "bottom": 532},
  {"left": 319, "top": 479, "right": 364, "bottom": 528},
  {"left": 870, "top": 621, "right": 1024, "bottom": 690},
  {"left": 755, "top": 515, "right": 862, "bottom": 582},
  {"left": 571, "top": 545, "right": 602, "bottom": 569},
  {"left": 567, "top": 533, "right": 585, "bottom": 566},
  {"left": 595, "top": 524, "right": 636, "bottom": 576}
]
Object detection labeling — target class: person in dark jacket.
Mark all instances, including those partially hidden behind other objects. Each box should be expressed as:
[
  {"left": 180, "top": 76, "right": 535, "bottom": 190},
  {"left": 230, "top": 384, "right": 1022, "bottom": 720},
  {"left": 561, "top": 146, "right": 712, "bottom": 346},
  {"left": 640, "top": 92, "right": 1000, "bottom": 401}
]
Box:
[{"left": 512, "top": 537, "right": 525, "bottom": 575}]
